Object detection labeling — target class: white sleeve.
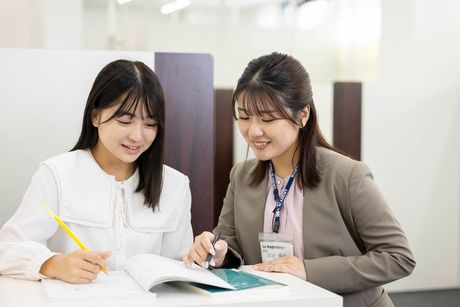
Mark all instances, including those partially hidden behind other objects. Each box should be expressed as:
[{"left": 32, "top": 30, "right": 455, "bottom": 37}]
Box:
[
  {"left": 0, "top": 164, "right": 60, "bottom": 280},
  {"left": 160, "top": 177, "right": 193, "bottom": 260}
]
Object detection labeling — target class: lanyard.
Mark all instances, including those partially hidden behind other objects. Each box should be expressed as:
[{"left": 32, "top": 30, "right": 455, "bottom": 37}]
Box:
[{"left": 270, "top": 161, "right": 299, "bottom": 233}]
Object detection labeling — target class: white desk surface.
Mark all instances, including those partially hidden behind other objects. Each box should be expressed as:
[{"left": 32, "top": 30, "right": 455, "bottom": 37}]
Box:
[{"left": 0, "top": 268, "right": 342, "bottom": 307}]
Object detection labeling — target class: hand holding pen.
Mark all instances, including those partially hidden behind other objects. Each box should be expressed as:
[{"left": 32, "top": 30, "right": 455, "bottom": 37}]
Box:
[
  {"left": 183, "top": 231, "right": 227, "bottom": 269},
  {"left": 204, "top": 232, "right": 221, "bottom": 269},
  {"left": 40, "top": 205, "right": 112, "bottom": 284}
]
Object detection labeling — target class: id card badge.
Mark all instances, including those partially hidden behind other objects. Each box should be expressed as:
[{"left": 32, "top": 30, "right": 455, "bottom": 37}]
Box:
[{"left": 259, "top": 233, "right": 294, "bottom": 262}]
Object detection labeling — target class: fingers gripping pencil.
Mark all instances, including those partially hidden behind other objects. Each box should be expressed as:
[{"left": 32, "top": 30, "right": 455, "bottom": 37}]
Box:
[{"left": 44, "top": 205, "right": 108, "bottom": 275}]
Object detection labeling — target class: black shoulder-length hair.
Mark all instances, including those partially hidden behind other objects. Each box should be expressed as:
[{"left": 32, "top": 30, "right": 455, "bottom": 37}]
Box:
[
  {"left": 71, "top": 59, "right": 165, "bottom": 209},
  {"left": 232, "top": 52, "right": 337, "bottom": 189}
]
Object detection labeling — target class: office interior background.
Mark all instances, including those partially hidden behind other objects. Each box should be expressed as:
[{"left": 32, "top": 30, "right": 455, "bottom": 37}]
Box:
[{"left": 1, "top": 0, "right": 460, "bottom": 303}]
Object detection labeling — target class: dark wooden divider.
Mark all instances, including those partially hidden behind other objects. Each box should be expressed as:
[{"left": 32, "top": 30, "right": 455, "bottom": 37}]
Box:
[
  {"left": 333, "top": 82, "right": 362, "bottom": 160},
  {"left": 214, "top": 89, "right": 234, "bottom": 226},
  {"left": 155, "top": 53, "right": 233, "bottom": 235}
]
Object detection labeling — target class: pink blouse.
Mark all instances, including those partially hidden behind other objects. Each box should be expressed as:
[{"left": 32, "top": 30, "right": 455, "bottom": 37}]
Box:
[{"left": 263, "top": 173, "right": 305, "bottom": 259}]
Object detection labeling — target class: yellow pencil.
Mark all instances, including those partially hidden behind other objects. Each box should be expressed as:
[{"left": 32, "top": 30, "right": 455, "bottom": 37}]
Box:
[{"left": 44, "top": 205, "right": 108, "bottom": 275}]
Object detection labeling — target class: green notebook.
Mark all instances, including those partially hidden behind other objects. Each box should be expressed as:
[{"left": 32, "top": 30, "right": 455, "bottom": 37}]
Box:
[{"left": 189, "top": 269, "right": 288, "bottom": 295}]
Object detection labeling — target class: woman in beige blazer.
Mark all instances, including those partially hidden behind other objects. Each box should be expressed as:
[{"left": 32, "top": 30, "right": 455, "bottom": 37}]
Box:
[{"left": 184, "top": 52, "right": 415, "bottom": 307}]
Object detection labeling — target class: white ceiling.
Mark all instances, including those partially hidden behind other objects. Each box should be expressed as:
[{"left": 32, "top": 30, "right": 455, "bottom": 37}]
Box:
[{"left": 84, "top": 0, "right": 284, "bottom": 9}]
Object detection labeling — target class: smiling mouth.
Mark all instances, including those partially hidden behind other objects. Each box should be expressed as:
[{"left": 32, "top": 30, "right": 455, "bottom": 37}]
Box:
[
  {"left": 252, "top": 141, "right": 270, "bottom": 149},
  {"left": 122, "top": 144, "right": 142, "bottom": 151}
]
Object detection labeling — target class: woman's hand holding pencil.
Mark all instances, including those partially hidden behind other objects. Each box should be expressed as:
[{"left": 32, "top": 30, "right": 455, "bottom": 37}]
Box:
[
  {"left": 40, "top": 249, "right": 111, "bottom": 284},
  {"left": 40, "top": 205, "right": 112, "bottom": 284}
]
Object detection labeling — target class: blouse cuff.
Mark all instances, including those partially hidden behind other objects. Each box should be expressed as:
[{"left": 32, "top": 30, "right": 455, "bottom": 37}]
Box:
[{"left": 26, "top": 251, "right": 58, "bottom": 280}]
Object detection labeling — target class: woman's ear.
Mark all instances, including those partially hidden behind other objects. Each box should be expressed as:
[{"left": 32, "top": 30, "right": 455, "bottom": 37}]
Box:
[
  {"left": 91, "top": 109, "right": 100, "bottom": 128},
  {"left": 300, "top": 105, "right": 310, "bottom": 127}
]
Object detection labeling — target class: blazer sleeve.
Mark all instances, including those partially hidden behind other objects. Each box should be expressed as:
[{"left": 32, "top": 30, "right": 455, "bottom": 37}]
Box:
[
  {"left": 304, "top": 162, "right": 416, "bottom": 293},
  {"left": 0, "top": 164, "right": 59, "bottom": 280},
  {"left": 214, "top": 165, "right": 243, "bottom": 268}
]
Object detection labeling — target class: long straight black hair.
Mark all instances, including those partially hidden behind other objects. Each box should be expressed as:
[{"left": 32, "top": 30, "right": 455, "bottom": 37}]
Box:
[
  {"left": 72, "top": 59, "right": 165, "bottom": 208},
  {"left": 232, "top": 52, "right": 337, "bottom": 189}
]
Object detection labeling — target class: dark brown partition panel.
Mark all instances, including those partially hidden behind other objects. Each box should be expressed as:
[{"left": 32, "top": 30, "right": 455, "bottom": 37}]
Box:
[
  {"left": 155, "top": 53, "right": 215, "bottom": 235},
  {"left": 333, "top": 82, "right": 362, "bottom": 161},
  {"left": 214, "top": 89, "right": 234, "bottom": 226},
  {"left": 155, "top": 54, "right": 234, "bottom": 235}
]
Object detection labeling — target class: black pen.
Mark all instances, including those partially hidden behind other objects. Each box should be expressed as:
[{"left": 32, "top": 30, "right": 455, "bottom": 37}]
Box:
[{"left": 203, "top": 232, "right": 221, "bottom": 269}]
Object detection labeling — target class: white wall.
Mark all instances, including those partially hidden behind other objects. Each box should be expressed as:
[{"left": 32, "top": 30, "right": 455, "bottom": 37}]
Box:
[
  {"left": 378, "top": 0, "right": 460, "bottom": 290},
  {"left": 0, "top": 0, "right": 36, "bottom": 48},
  {"left": 0, "top": 49, "right": 155, "bottom": 226},
  {"left": 40, "top": 0, "right": 83, "bottom": 49},
  {"left": 0, "top": 0, "right": 82, "bottom": 49},
  {"left": 379, "top": 0, "right": 460, "bottom": 84},
  {"left": 362, "top": 83, "right": 460, "bottom": 291}
]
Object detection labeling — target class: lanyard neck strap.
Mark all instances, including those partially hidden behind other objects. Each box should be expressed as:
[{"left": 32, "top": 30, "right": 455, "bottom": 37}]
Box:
[{"left": 270, "top": 161, "right": 299, "bottom": 233}]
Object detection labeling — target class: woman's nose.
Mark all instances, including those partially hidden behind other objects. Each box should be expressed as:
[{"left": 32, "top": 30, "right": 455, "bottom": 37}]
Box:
[
  {"left": 248, "top": 119, "right": 263, "bottom": 137},
  {"left": 129, "top": 122, "right": 143, "bottom": 142}
]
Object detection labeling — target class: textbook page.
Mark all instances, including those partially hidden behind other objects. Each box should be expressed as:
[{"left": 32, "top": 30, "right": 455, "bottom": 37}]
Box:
[
  {"left": 125, "top": 254, "right": 234, "bottom": 291},
  {"left": 41, "top": 271, "right": 155, "bottom": 301}
]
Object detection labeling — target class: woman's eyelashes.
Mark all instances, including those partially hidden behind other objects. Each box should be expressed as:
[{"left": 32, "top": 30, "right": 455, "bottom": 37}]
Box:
[
  {"left": 145, "top": 122, "right": 157, "bottom": 128},
  {"left": 116, "top": 116, "right": 157, "bottom": 127},
  {"left": 116, "top": 119, "right": 131, "bottom": 125},
  {"left": 261, "top": 117, "right": 277, "bottom": 122},
  {"left": 116, "top": 114, "right": 133, "bottom": 125},
  {"left": 237, "top": 114, "right": 278, "bottom": 122}
]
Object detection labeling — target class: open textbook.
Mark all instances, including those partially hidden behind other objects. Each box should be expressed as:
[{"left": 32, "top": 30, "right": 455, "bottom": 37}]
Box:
[{"left": 42, "top": 253, "right": 286, "bottom": 301}]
